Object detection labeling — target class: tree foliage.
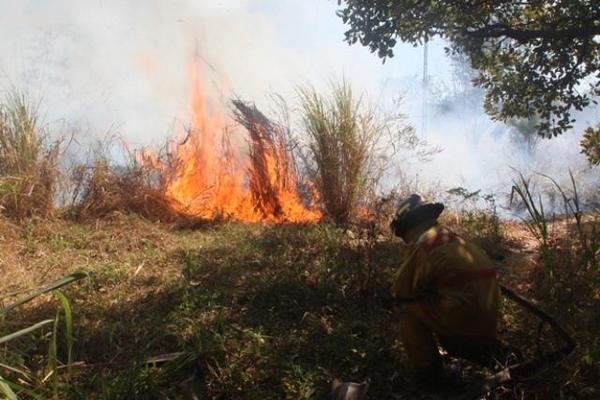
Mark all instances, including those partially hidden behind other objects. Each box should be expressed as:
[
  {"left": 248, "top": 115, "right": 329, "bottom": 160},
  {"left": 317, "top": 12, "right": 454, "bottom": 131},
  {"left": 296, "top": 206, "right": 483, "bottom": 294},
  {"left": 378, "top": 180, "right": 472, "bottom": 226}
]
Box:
[
  {"left": 337, "top": 0, "right": 600, "bottom": 138},
  {"left": 580, "top": 125, "right": 600, "bottom": 166}
]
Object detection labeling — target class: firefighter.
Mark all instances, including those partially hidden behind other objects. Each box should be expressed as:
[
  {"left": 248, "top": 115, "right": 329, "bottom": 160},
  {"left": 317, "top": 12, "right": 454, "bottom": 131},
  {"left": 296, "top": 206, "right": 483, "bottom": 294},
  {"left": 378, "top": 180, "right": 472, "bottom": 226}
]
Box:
[{"left": 390, "top": 194, "right": 503, "bottom": 382}]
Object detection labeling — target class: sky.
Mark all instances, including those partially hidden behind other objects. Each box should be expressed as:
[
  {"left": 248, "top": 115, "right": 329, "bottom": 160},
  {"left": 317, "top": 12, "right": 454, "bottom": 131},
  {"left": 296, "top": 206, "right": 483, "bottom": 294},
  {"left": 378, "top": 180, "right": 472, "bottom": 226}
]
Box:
[
  {"left": 0, "top": 0, "right": 443, "bottom": 141},
  {"left": 0, "top": 0, "right": 597, "bottom": 207}
]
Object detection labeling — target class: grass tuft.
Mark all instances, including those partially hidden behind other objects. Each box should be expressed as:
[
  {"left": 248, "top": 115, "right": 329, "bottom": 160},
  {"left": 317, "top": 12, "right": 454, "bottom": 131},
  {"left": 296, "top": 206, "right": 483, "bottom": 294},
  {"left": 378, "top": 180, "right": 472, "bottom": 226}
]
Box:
[
  {"left": 298, "top": 82, "right": 388, "bottom": 224},
  {"left": 0, "top": 91, "right": 62, "bottom": 219},
  {"left": 68, "top": 139, "right": 182, "bottom": 222}
]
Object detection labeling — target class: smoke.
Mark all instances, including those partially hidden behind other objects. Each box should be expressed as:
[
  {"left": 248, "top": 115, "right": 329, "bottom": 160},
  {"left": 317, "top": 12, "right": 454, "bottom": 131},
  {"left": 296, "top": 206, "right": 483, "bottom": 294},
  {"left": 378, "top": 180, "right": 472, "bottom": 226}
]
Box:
[
  {"left": 0, "top": 0, "right": 424, "bottom": 142},
  {"left": 0, "top": 0, "right": 597, "bottom": 210},
  {"left": 396, "top": 71, "right": 600, "bottom": 212}
]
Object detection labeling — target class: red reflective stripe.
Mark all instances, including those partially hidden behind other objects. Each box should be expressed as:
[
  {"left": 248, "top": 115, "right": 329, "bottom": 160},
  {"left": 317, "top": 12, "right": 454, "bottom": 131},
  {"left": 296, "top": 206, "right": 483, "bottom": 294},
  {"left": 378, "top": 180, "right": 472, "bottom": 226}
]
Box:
[
  {"left": 419, "top": 230, "right": 459, "bottom": 253},
  {"left": 438, "top": 268, "right": 497, "bottom": 289}
]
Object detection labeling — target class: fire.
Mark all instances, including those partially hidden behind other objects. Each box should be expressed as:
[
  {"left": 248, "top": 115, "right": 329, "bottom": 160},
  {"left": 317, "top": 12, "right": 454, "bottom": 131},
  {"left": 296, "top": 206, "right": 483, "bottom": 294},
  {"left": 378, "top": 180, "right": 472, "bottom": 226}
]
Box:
[{"left": 160, "top": 57, "right": 320, "bottom": 223}]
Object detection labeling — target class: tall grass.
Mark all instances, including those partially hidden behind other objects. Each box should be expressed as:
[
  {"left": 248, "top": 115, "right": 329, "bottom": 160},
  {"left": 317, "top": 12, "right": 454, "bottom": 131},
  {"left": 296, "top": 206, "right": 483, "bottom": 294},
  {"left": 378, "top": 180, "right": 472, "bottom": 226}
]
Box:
[
  {"left": 510, "top": 173, "right": 552, "bottom": 249},
  {"left": 298, "top": 82, "right": 387, "bottom": 223},
  {"left": 511, "top": 171, "right": 599, "bottom": 273},
  {"left": 69, "top": 139, "right": 180, "bottom": 221},
  {"left": 0, "top": 91, "right": 62, "bottom": 219}
]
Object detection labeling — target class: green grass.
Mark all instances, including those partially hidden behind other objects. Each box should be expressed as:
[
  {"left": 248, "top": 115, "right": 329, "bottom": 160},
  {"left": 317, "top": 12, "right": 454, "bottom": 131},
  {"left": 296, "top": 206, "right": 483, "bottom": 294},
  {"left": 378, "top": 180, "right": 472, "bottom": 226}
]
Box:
[
  {"left": 298, "top": 82, "right": 389, "bottom": 223},
  {"left": 1, "top": 214, "right": 599, "bottom": 399},
  {"left": 1, "top": 217, "right": 405, "bottom": 399},
  {"left": 1, "top": 273, "right": 85, "bottom": 399}
]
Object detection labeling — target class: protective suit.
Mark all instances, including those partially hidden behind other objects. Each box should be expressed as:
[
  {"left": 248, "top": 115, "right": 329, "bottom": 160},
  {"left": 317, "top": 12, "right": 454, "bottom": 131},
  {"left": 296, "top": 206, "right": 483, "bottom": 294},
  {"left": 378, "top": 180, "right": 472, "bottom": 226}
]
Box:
[{"left": 390, "top": 195, "right": 501, "bottom": 378}]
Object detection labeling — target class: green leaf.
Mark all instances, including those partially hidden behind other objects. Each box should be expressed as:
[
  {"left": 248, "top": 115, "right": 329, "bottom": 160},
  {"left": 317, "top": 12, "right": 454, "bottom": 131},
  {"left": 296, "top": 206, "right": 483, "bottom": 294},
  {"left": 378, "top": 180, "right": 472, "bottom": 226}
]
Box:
[
  {"left": 0, "top": 375, "right": 45, "bottom": 400},
  {"left": 0, "top": 319, "right": 54, "bottom": 345},
  {"left": 54, "top": 291, "right": 73, "bottom": 366},
  {"left": 1, "top": 272, "right": 87, "bottom": 315},
  {"left": 47, "top": 311, "right": 60, "bottom": 399},
  {"left": 0, "top": 375, "right": 18, "bottom": 400}
]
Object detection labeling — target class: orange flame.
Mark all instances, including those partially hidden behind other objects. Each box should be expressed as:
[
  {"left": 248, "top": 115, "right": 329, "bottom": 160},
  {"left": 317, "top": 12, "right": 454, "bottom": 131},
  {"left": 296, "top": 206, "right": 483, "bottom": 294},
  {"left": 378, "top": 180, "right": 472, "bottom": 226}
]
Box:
[{"left": 160, "top": 57, "right": 320, "bottom": 223}]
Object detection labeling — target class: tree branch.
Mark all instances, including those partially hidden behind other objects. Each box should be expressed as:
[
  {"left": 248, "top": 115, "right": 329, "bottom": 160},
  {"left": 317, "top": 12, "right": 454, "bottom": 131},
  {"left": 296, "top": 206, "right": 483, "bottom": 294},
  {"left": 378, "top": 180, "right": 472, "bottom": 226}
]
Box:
[{"left": 464, "top": 23, "right": 600, "bottom": 42}]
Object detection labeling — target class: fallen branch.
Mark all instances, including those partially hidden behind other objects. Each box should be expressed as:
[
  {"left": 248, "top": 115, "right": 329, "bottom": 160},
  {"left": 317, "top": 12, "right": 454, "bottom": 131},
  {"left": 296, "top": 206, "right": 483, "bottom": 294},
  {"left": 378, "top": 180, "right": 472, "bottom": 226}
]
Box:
[
  {"left": 450, "top": 284, "right": 576, "bottom": 399},
  {"left": 499, "top": 283, "right": 576, "bottom": 378},
  {"left": 391, "top": 282, "right": 576, "bottom": 399}
]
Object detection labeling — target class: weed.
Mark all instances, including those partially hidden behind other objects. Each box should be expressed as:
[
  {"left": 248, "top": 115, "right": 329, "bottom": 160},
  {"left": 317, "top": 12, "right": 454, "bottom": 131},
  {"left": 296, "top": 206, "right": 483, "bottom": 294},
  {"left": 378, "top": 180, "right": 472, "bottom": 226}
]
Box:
[
  {"left": 298, "top": 82, "right": 399, "bottom": 223},
  {"left": 444, "top": 187, "right": 504, "bottom": 254},
  {"left": 0, "top": 273, "right": 85, "bottom": 399},
  {"left": 540, "top": 170, "right": 599, "bottom": 271},
  {"left": 510, "top": 172, "right": 552, "bottom": 250},
  {"left": 68, "top": 138, "right": 181, "bottom": 222},
  {"left": 511, "top": 171, "right": 599, "bottom": 273},
  {"left": 0, "top": 91, "right": 62, "bottom": 219}
]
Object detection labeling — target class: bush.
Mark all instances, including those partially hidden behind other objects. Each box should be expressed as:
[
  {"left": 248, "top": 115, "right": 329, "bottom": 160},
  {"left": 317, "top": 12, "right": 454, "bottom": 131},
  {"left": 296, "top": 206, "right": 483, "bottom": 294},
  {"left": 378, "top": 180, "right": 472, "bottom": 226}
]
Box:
[
  {"left": 69, "top": 140, "right": 181, "bottom": 221},
  {"left": 0, "top": 91, "right": 61, "bottom": 219},
  {"left": 443, "top": 187, "right": 503, "bottom": 254},
  {"left": 299, "top": 82, "right": 400, "bottom": 224}
]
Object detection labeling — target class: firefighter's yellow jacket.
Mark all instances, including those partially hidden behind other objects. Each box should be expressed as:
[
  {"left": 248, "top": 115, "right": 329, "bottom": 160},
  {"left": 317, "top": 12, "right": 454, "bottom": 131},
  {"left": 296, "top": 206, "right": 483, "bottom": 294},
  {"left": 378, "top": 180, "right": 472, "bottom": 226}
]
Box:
[{"left": 392, "top": 224, "right": 500, "bottom": 371}]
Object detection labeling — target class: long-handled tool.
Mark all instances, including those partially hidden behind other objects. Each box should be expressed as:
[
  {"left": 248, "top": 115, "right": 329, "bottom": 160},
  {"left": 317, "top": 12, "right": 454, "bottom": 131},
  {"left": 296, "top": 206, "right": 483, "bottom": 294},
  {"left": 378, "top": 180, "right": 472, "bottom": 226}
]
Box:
[
  {"left": 393, "top": 282, "right": 576, "bottom": 398},
  {"left": 459, "top": 284, "right": 576, "bottom": 396}
]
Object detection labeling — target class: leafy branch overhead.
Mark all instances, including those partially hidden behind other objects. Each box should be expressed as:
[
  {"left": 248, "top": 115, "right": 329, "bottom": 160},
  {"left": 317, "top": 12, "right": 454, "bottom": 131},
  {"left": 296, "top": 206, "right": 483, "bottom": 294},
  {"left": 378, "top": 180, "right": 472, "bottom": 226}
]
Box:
[
  {"left": 337, "top": 0, "right": 600, "bottom": 138},
  {"left": 581, "top": 125, "right": 600, "bottom": 166}
]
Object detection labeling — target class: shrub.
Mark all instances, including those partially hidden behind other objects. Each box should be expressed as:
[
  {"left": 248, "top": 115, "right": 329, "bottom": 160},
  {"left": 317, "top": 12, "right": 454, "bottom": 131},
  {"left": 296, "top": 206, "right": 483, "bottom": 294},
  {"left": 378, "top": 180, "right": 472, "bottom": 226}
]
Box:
[
  {"left": 299, "top": 82, "right": 401, "bottom": 223},
  {"left": 0, "top": 91, "right": 61, "bottom": 219},
  {"left": 69, "top": 140, "right": 180, "bottom": 221}
]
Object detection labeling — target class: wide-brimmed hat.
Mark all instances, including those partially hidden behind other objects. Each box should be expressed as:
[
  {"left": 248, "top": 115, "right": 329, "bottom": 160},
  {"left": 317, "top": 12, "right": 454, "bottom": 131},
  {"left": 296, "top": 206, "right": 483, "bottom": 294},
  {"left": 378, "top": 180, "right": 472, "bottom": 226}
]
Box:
[{"left": 390, "top": 194, "right": 444, "bottom": 237}]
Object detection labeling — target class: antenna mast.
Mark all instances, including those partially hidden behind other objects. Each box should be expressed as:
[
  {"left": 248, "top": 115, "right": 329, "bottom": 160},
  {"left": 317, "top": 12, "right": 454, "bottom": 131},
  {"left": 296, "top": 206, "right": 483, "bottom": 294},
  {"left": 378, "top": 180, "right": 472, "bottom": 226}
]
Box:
[{"left": 421, "top": 40, "right": 429, "bottom": 137}]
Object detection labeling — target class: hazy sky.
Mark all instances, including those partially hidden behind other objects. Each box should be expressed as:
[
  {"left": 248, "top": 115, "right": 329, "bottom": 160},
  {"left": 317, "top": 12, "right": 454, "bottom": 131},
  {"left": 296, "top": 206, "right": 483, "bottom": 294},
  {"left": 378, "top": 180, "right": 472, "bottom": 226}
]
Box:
[
  {"left": 0, "top": 0, "right": 448, "bottom": 143},
  {"left": 0, "top": 0, "right": 596, "bottom": 201}
]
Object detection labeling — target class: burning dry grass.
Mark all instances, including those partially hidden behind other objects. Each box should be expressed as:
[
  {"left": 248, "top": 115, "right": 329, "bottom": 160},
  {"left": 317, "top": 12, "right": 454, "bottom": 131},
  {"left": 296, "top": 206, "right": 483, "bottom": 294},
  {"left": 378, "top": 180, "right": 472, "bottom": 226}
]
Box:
[
  {"left": 0, "top": 71, "right": 411, "bottom": 226},
  {"left": 232, "top": 99, "right": 320, "bottom": 222},
  {"left": 142, "top": 59, "right": 321, "bottom": 223},
  {"left": 66, "top": 99, "right": 326, "bottom": 224},
  {"left": 66, "top": 96, "right": 322, "bottom": 224},
  {"left": 0, "top": 91, "right": 61, "bottom": 219},
  {"left": 69, "top": 148, "right": 183, "bottom": 222}
]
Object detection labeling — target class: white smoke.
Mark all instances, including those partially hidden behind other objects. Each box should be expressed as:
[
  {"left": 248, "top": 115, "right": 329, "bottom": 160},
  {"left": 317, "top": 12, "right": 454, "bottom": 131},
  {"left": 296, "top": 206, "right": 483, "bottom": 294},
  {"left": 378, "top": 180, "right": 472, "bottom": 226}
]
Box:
[
  {"left": 0, "top": 0, "right": 597, "bottom": 209},
  {"left": 0, "top": 0, "right": 428, "bottom": 143}
]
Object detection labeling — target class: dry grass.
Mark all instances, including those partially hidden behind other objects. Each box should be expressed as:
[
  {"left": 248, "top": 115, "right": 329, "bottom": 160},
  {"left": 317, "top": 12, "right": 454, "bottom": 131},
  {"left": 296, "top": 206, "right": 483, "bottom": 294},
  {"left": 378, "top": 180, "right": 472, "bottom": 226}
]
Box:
[
  {"left": 1, "top": 212, "right": 599, "bottom": 399},
  {"left": 232, "top": 99, "right": 302, "bottom": 218},
  {"left": 68, "top": 142, "right": 184, "bottom": 222},
  {"left": 0, "top": 91, "right": 62, "bottom": 219}
]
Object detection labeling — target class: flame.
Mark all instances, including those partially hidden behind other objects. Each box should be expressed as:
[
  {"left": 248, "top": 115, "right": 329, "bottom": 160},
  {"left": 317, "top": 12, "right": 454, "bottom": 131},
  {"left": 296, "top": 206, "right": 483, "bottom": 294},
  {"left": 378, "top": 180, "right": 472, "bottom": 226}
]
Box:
[{"left": 159, "top": 57, "right": 320, "bottom": 223}]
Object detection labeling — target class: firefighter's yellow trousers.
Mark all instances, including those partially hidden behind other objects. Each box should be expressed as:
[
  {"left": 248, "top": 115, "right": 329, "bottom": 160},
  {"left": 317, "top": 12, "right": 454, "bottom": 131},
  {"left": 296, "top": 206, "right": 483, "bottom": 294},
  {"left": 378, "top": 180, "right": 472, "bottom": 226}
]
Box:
[{"left": 399, "top": 304, "right": 503, "bottom": 377}]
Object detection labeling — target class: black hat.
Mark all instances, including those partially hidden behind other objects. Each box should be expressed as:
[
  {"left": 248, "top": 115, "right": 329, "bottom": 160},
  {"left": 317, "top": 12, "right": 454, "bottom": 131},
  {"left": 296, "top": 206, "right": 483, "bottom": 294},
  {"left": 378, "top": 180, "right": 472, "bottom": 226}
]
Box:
[{"left": 390, "top": 194, "right": 444, "bottom": 238}]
